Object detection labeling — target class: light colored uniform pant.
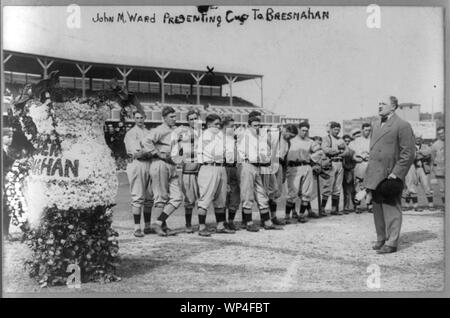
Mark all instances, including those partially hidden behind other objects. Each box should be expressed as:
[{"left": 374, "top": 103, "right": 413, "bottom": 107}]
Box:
[
  {"left": 126, "top": 160, "right": 153, "bottom": 208},
  {"left": 373, "top": 194, "right": 402, "bottom": 248},
  {"left": 416, "top": 167, "right": 432, "bottom": 196},
  {"left": 286, "top": 165, "right": 313, "bottom": 203},
  {"left": 150, "top": 159, "right": 182, "bottom": 209},
  {"left": 322, "top": 161, "right": 344, "bottom": 197},
  {"left": 197, "top": 165, "right": 228, "bottom": 211},
  {"left": 226, "top": 166, "right": 240, "bottom": 211},
  {"left": 403, "top": 164, "right": 418, "bottom": 197},
  {"left": 238, "top": 162, "right": 269, "bottom": 211},
  {"left": 261, "top": 168, "right": 283, "bottom": 202},
  {"left": 181, "top": 173, "right": 198, "bottom": 209}
]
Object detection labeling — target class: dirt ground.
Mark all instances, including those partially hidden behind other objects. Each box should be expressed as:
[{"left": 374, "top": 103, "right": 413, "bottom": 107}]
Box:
[{"left": 2, "top": 172, "right": 445, "bottom": 295}]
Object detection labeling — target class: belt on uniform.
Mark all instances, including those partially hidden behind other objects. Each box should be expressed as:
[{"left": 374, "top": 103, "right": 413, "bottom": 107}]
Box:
[
  {"left": 331, "top": 158, "right": 343, "bottom": 162},
  {"left": 224, "top": 163, "right": 236, "bottom": 168},
  {"left": 203, "top": 162, "right": 225, "bottom": 167},
  {"left": 287, "top": 161, "right": 310, "bottom": 167},
  {"left": 244, "top": 160, "right": 270, "bottom": 167}
]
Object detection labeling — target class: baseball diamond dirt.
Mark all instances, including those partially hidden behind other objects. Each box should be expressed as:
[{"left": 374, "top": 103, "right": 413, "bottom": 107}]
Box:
[{"left": 3, "top": 172, "right": 444, "bottom": 294}]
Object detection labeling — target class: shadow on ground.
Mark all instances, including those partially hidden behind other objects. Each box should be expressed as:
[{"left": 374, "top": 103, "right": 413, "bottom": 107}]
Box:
[{"left": 399, "top": 230, "right": 439, "bottom": 250}]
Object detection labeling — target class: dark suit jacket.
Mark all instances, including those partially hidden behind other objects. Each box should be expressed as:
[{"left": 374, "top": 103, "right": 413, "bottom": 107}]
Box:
[{"left": 363, "top": 113, "right": 416, "bottom": 190}]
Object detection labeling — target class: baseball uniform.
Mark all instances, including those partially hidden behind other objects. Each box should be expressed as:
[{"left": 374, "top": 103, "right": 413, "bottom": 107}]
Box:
[
  {"left": 321, "top": 134, "right": 350, "bottom": 213},
  {"left": 144, "top": 122, "right": 182, "bottom": 223},
  {"left": 431, "top": 138, "right": 445, "bottom": 204}
]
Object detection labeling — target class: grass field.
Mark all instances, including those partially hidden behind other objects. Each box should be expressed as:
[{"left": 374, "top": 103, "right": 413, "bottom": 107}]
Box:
[{"left": 2, "top": 172, "right": 445, "bottom": 295}]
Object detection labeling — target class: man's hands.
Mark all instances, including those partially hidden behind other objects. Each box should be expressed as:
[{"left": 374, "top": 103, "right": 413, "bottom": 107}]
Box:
[{"left": 388, "top": 173, "right": 397, "bottom": 180}]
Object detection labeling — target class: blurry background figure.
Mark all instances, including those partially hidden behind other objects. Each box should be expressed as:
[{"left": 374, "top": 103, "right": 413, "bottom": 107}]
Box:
[
  {"left": 342, "top": 134, "right": 356, "bottom": 214},
  {"left": 321, "top": 122, "right": 349, "bottom": 215},
  {"left": 431, "top": 126, "right": 445, "bottom": 208},
  {"left": 414, "top": 136, "right": 434, "bottom": 210},
  {"left": 2, "top": 127, "right": 15, "bottom": 241},
  {"left": 403, "top": 164, "right": 420, "bottom": 211},
  {"left": 349, "top": 123, "right": 372, "bottom": 213}
]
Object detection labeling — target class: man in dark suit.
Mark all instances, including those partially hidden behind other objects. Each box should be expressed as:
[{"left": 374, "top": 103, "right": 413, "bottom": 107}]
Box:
[{"left": 364, "top": 96, "right": 416, "bottom": 254}]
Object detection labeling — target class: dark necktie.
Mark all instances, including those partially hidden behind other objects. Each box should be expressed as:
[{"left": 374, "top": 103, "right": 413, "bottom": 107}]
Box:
[{"left": 380, "top": 116, "right": 388, "bottom": 124}]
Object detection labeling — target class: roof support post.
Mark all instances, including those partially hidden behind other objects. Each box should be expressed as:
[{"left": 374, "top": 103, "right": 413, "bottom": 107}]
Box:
[
  {"left": 116, "top": 67, "right": 133, "bottom": 89},
  {"left": 224, "top": 75, "right": 237, "bottom": 107},
  {"left": 3, "top": 54, "right": 12, "bottom": 64},
  {"left": 155, "top": 70, "right": 170, "bottom": 104},
  {"left": 36, "top": 57, "right": 54, "bottom": 78},
  {"left": 190, "top": 72, "right": 205, "bottom": 105},
  {"left": 76, "top": 63, "right": 92, "bottom": 98},
  {"left": 260, "top": 76, "right": 264, "bottom": 108}
]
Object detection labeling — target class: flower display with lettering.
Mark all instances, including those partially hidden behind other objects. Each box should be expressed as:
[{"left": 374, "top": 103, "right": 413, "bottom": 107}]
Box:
[
  {"left": 24, "top": 100, "right": 118, "bottom": 227},
  {"left": 6, "top": 84, "right": 121, "bottom": 286}
]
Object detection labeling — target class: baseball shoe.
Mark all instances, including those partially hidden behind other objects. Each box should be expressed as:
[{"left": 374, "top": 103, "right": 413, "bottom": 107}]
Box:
[
  {"left": 308, "top": 212, "right": 320, "bottom": 219},
  {"left": 152, "top": 224, "right": 168, "bottom": 237},
  {"left": 162, "top": 223, "right": 177, "bottom": 236},
  {"left": 133, "top": 229, "right": 145, "bottom": 238},
  {"left": 198, "top": 228, "right": 212, "bottom": 237},
  {"left": 216, "top": 227, "right": 235, "bottom": 234},
  {"left": 263, "top": 223, "right": 283, "bottom": 230},
  {"left": 414, "top": 207, "right": 423, "bottom": 212},
  {"left": 271, "top": 217, "right": 286, "bottom": 226},
  {"left": 297, "top": 215, "right": 308, "bottom": 223},
  {"left": 185, "top": 226, "right": 195, "bottom": 234},
  {"left": 246, "top": 223, "right": 260, "bottom": 232},
  {"left": 292, "top": 212, "right": 299, "bottom": 219},
  {"left": 143, "top": 227, "right": 156, "bottom": 235},
  {"left": 284, "top": 216, "right": 292, "bottom": 224},
  {"left": 319, "top": 210, "right": 328, "bottom": 217},
  {"left": 226, "top": 221, "right": 239, "bottom": 231}
]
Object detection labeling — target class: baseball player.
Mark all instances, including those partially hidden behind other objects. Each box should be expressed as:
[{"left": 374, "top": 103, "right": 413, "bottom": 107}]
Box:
[
  {"left": 173, "top": 109, "right": 201, "bottom": 233},
  {"left": 237, "top": 116, "right": 283, "bottom": 232},
  {"left": 281, "top": 122, "right": 320, "bottom": 223},
  {"left": 310, "top": 136, "right": 331, "bottom": 217},
  {"left": 342, "top": 134, "right": 356, "bottom": 214},
  {"left": 431, "top": 126, "right": 445, "bottom": 207},
  {"left": 260, "top": 126, "right": 286, "bottom": 226},
  {"left": 403, "top": 163, "right": 420, "bottom": 211},
  {"left": 144, "top": 106, "right": 182, "bottom": 236},
  {"left": 123, "top": 111, "right": 153, "bottom": 237},
  {"left": 321, "top": 121, "right": 350, "bottom": 215},
  {"left": 222, "top": 116, "right": 241, "bottom": 231},
  {"left": 247, "top": 110, "right": 285, "bottom": 226},
  {"left": 348, "top": 123, "right": 372, "bottom": 213},
  {"left": 414, "top": 137, "right": 434, "bottom": 209},
  {"left": 196, "top": 113, "right": 234, "bottom": 236}
]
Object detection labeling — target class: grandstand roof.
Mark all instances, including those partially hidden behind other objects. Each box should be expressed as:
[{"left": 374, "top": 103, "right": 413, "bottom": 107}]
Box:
[{"left": 3, "top": 50, "right": 262, "bottom": 87}]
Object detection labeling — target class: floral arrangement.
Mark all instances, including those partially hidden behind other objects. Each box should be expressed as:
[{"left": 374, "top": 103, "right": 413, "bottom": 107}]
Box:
[
  {"left": 5, "top": 158, "right": 32, "bottom": 227},
  {"left": 24, "top": 205, "right": 120, "bottom": 287},
  {"left": 6, "top": 83, "right": 121, "bottom": 286}
]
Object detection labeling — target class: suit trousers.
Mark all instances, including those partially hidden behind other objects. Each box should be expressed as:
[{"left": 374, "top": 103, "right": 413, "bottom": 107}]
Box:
[{"left": 372, "top": 192, "right": 402, "bottom": 248}]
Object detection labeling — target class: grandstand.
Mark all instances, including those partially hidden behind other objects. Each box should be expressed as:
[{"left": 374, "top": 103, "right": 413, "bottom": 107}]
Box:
[{"left": 2, "top": 50, "right": 283, "bottom": 126}]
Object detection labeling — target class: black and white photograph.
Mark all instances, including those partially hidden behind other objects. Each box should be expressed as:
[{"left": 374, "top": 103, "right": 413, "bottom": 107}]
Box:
[{"left": 1, "top": 2, "right": 447, "bottom": 298}]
